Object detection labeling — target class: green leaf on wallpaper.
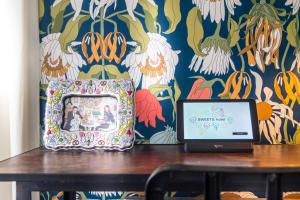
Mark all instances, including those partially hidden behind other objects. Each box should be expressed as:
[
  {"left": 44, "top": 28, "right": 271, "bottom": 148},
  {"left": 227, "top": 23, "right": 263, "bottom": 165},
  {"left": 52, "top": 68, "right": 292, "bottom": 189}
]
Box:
[
  {"left": 139, "top": 0, "right": 158, "bottom": 33},
  {"left": 287, "top": 18, "right": 299, "bottom": 48},
  {"left": 78, "top": 65, "right": 104, "bottom": 79},
  {"left": 40, "top": 84, "right": 48, "bottom": 92},
  {"left": 227, "top": 18, "right": 240, "bottom": 47},
  {"left": 58, "top": 15, "right": 89, "bottom": 52},
  {"left": 38, "top": 0, "right": 45, "bottom": 20},
  {"left": 51, "top": 0, "right": 70, "bottom": 33},
  {"left": 277, "top": 8, "right": 287, "bottom": 17},
  {"left": 105, "top": 65, "right": 131, "bottom": 79},
  {"left": 149, "top": 84, "right": 169, "bottom": 96},
  {"left": 174, "top": 79, "right": 181, "bottom": 103},
  {"left": 163, "top": 0, "right": 182, "bottom": 34},
  {"left": 78, "top": 65, "right": 130, "bottom": 80},
  {"left": 292, "top": 126, "right": 300, "bottom": 144},
  {"left": 186, "top": 7, "right": 205, "bottom": 57},
  {"left": 118, "top": 14, "right": 150, "bottom": 53},
  {"left": 189, "top": 75, "right": 205, "bottom": 79}
]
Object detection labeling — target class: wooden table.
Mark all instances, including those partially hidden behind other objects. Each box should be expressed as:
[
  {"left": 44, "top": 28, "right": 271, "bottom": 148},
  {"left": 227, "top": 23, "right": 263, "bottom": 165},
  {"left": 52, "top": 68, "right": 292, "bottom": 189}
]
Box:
[{"left": 1, "top": 144, "right": 300, "bottom": 200}]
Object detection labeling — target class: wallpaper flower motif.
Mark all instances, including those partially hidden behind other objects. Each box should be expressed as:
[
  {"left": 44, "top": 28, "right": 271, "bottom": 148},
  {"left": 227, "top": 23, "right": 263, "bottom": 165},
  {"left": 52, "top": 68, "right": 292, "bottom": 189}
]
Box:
[
  {"left": 38, "top": 0, "right": 300, "bottom": 199},
  {"left": 40, "top": 33, "right": 86, "bottom": 84},
  {"left": 252, "top": 70, "right": 297, "bottom": 144},
  {"left": 192, "top": 0, "right": 242, "bottom": 23},
  {"left": 135, "top": 89, "right": 165, "bottom": 128},
  {"left": 89, "top": 0, "right": 117, "bottom": 19},
  {"left": 286, "top": 0, "right": 300, "bottom": 15},
  {"left": 122, "top": 32, "right": 180, "bottom": 89},
  {"left": 53, "top": 0, "right": 83, "bottom": 21},
  {"left": 188, "top": 28, "right": 235, "bottom": 76},
  {"left": 187, "top": 78, "right": 212, "bottom": 99},
  {"left": 240, "top": 2, "right": 283, "bottom": 72},
  {"left": 150, "top": 126, "right": 177, "bottom": 144},
  {"left": 291, "top": 50, "right": 300, "bottom": 72}
]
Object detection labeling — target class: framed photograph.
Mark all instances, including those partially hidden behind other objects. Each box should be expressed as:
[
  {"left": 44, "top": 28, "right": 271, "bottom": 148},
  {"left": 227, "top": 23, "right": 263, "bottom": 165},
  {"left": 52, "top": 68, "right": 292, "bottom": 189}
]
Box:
[{"left": 44, "top": 79, "right": 135, "bottom": 151}]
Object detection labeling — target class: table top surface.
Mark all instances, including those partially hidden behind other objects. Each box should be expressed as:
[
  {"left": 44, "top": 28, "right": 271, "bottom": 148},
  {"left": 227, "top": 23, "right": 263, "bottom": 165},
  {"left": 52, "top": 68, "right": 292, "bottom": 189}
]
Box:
[{"left": 1, "top": 144, "right": 300, "bottom": 177}]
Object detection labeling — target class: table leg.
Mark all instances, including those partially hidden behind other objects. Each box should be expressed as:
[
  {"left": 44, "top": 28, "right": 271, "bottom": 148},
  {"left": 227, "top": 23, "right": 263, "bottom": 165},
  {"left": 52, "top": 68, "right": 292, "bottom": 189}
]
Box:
[
  {"left": 266, "top": 173, "right": 282, "bottom": 200},
  {"left": 64, "top": 191, "right": 76, "bottom": 200},
  {"left": 204, "top": 172, "right": 220, "bottom": 200},
  {"left": 16, "top": 182, "right": 31, "bottom": 200}
]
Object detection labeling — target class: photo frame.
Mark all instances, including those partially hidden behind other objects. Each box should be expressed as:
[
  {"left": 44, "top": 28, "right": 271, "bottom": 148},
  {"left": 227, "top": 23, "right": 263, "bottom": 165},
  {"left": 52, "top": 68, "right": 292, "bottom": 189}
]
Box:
[{"left": 43, "top": 79, "right": 135, "bottom": 151}]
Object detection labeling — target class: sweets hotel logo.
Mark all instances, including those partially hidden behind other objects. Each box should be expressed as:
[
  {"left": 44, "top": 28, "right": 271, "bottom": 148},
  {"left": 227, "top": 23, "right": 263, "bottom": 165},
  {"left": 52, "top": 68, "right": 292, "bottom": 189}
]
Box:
[{"left": 189, "top": 106, "right": 233, "bottom": 135}]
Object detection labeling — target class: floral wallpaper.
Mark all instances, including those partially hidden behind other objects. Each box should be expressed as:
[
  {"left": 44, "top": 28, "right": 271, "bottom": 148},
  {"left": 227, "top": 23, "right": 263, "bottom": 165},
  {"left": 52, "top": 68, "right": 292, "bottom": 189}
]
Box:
[{"left": 39, "top": 0, "right": 300, "bottom": 199}]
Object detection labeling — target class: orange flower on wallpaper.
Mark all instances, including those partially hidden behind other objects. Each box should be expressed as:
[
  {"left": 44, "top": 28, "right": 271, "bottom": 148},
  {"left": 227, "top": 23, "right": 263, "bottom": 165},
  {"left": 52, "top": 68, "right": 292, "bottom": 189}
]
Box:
[
  {"left": 81, "top": 32, "right": 106, "bottom": 64},
  {"left": 240, "top": 2, "right": 283, "bottom": 72},
  {"left": 82, "top": 31, "right": 127, "bottom": 64},
  {"left": 252, "top": 70, "right": 298, "bottom": 144},
  {"left": 218, "top": 71, "right": 252, "bottom": 99},
  {"left": 102, "top": 32, "right": 127, "bottom": 64},
  {"left": 51, "top": 191, "right": 63, "bottom": 200},
  {"left": 291, "top": 50, "right": 300, "bottom": 74},
  {"left": 187, "top": 78, "right": 212, "bottom": 99},
  {"left": 135, "top": 89, "right": 165, "bottom": 128},
  {"left": 274, "top": 71, "right": 300, "bottom": 105}
]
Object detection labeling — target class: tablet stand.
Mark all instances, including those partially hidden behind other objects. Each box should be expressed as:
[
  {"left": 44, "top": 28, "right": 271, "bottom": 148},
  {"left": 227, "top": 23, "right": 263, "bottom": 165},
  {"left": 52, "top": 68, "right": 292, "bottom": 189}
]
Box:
[{"left": 184, "top": 142, "right": 253, "bottom": 153}]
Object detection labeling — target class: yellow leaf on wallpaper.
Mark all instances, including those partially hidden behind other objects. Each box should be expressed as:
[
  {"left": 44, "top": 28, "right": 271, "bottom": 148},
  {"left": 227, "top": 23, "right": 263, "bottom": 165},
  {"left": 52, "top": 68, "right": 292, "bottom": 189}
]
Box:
[
  {"left": 164, "top": 0, "right": 182, "bottom": 34},
  {"left": 51, "top": 0, "right": 70, "bottom": 33},
  {"left": 58, "top": 15, "right": 89, "bottom": 52},
  {"left": 149, "top": 84, "right": 170, "bottom": 96},
  {"left": 228, "top": 18, "right": 240, "bottom": 47},
  {"left": 139, "top": 0, "right": 158, "bottom": 33},
  {"left": 174, "top": 79, "right": 181, "bottom": 103},
  {"left": 186, "top": 7, "right": 205, "bottom": 56},
  {"left": 78, "top": 65, "right": 130, "bottom": 80},
  {"left": 287, "top": 18, "right": 299, "bottom": 48},
  {"left": 38, "top": 0, "right": 44, "bottom": 20},
  {"left": 78, "top": 65, "right": 104, "bottom": 79},
  {"left": 293, "top": 126, "right": 300, "bottom": 144},
  {"left": 105, "top": 65, "right": 131, "bottom": 80},
  {"left": 118, "top": 14, "right": 150, "bottom": 53}
]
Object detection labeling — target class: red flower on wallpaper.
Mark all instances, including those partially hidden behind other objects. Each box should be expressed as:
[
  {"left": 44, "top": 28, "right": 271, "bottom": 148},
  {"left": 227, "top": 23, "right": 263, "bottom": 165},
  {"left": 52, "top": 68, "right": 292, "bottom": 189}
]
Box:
[
  {"left": 187, "top": 78, "right": 212, "bottom": 99},
  {"left": 136, "top": 89, "right": 165, "bottom": 128}
]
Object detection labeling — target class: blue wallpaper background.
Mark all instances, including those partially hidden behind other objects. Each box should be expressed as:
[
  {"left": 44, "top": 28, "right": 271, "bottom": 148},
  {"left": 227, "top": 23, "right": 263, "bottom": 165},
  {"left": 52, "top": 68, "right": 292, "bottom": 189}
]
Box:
[{"left": 39, "top": 0, "right": 300, "bottom": 199}]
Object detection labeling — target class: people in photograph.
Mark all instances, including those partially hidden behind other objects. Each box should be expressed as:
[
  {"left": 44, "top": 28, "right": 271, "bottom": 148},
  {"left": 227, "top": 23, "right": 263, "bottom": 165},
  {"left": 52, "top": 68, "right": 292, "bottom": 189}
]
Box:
[
  {"left": 104, "top": 105, "right": 115, "bottom": 124},
  {"left": 64, "top": 106, "right": 83, "bottom": 131},
  {"left": 70, "top": 114, "right": 81, "bottom": 132},
  {"left": 96, "top": 105, "right": 115, "bottom": 130}
]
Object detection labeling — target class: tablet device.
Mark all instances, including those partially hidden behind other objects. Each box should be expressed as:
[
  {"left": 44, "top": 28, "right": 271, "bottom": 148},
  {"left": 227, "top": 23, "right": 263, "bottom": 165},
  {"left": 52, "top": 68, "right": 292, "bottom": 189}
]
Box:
[{"left": 177, "top": 99, "right": 259, "bottom": 143}]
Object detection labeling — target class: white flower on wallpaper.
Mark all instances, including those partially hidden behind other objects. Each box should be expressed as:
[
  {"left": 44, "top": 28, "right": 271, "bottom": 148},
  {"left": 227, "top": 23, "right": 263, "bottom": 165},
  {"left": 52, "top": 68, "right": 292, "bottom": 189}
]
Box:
[
  {"left": 88, "top": 191, "right": 123, "bottom": 198},
  {"left": 150, "top": 126, "right": 178, "bottom": 144},
  {"left": 285, "top": 0, "right": 300, "bottom": 15},
  {"left": 53, "top": 0, "right": 83, "bottom": 21},
  {"left": 89, "top": 0, "right": 117, "bottom": 20},
  {"left": 192, "top": 0, "right": 242, "bottom": 23},
  {"left": 189, "top": 37, "right": 235, "bottom": 76},
  {"left": 125, "top": 0, "right": 157, "bottom": 20},
  {"left": 89, "top": 0, "right": 157, "bottom": 20},
  {"left": 122, "top": 33, "right": 180, "bottom": 89},
  {"left": 40, "top": 33, "right": 86, "bottom": 84},
  {"left": 250, "top": 21, "right": 281, "bottom": 71},
  {"left": 252, "top": 71, "right": 297, "bottom": 144},
  {"left": 291, "top": 50, "right": 300, "bottom": 72}
]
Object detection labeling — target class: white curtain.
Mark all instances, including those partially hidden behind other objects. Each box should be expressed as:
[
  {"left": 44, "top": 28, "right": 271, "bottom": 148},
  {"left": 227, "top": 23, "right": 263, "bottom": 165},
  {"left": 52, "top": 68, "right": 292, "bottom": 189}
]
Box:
[{"left": 0, "top": 0, "right": 40, "bottom": 199}]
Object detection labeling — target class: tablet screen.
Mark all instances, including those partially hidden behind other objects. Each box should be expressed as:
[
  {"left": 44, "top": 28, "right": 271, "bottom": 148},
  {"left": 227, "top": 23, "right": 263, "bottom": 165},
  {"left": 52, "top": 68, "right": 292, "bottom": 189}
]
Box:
[{"left": 183, "top": 102, "right": 254, "bottom": 140}]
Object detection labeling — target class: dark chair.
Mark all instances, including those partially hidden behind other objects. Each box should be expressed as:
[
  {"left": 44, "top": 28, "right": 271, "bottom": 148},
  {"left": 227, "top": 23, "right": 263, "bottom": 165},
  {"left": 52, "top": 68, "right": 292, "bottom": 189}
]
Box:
[
  {"left": 145, "top": 164, "right": 216, "bottom": 200},
  {"left": 145, "top": 164, "right": 300, "bottom": 200}
]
